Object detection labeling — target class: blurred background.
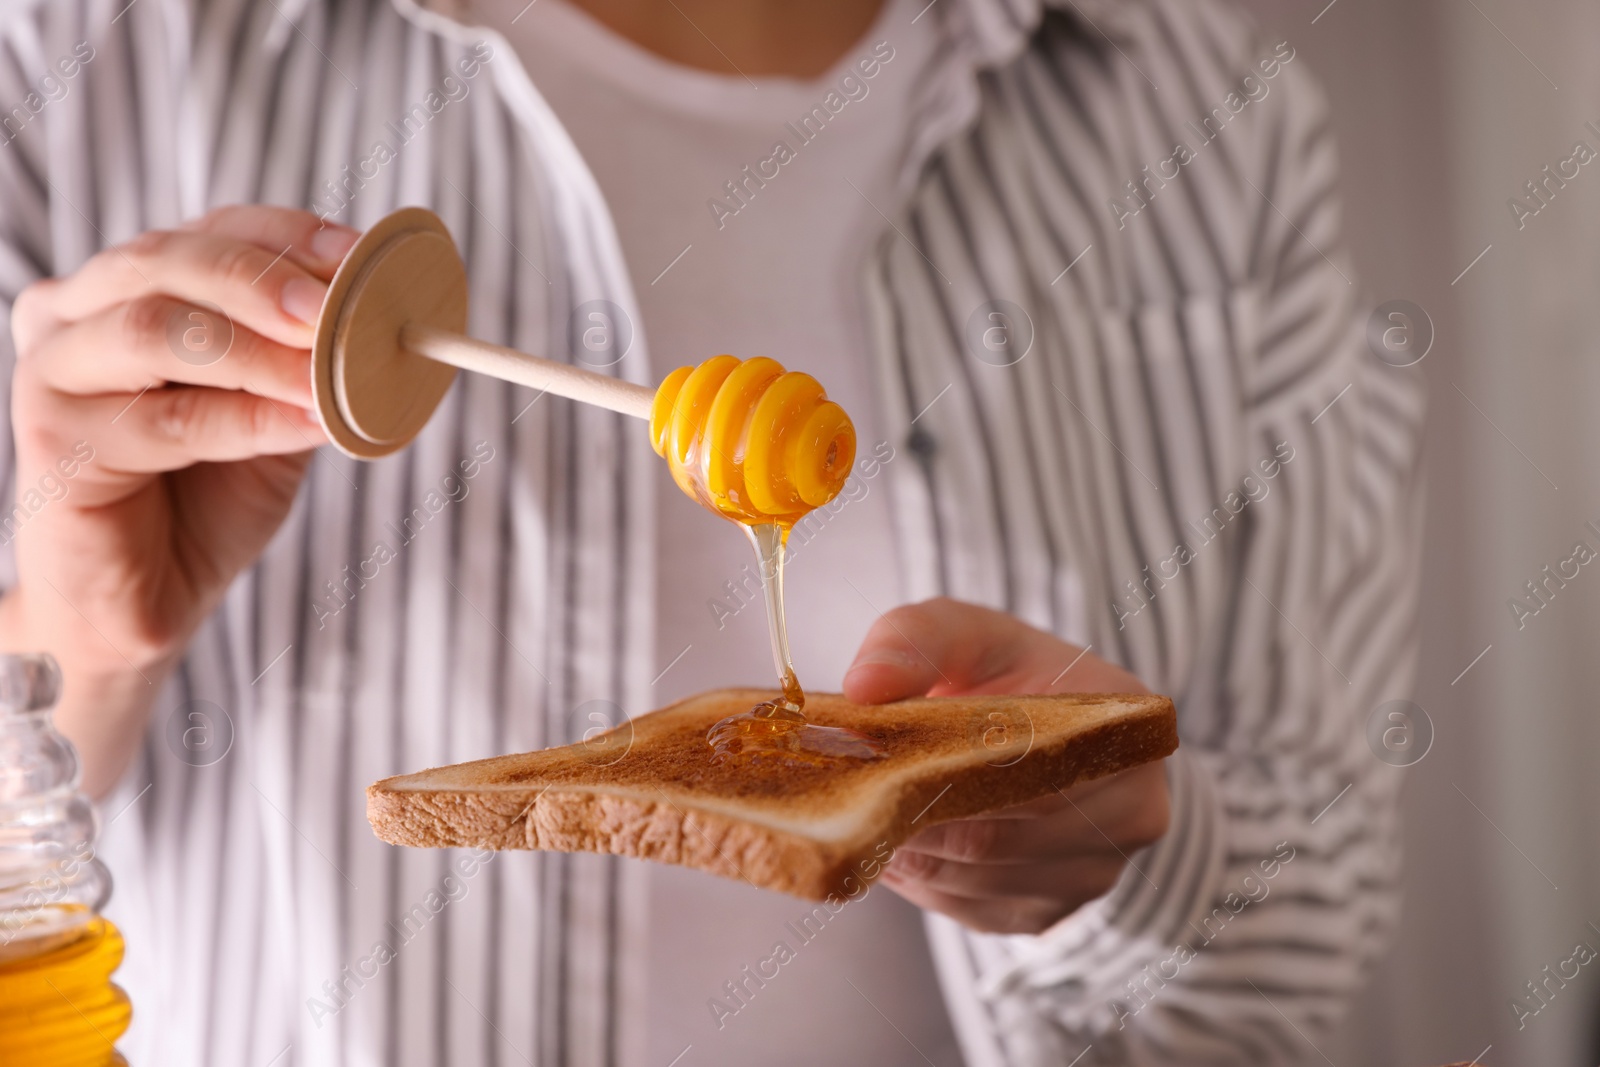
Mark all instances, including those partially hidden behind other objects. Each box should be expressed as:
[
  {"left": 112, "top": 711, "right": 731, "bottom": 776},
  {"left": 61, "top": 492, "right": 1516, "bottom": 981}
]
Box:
[{"left": 1231, "top": 1, "right": 1600, "bottom": 1063}]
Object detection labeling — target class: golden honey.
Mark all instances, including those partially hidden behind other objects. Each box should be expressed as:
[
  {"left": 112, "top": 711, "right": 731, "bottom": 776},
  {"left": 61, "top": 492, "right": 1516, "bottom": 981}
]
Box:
[
  {"left": 650, "top": 356, "right": 884, "bottom": 764},
  {"left": 0, "top": 912, "right": 132, "bottom": 1066},
  {"left": 0, "top": 655, "right": 131, "bottom": 1065},
  {"left": 649, "top": 355, "right": 857, "bottom": 526}
]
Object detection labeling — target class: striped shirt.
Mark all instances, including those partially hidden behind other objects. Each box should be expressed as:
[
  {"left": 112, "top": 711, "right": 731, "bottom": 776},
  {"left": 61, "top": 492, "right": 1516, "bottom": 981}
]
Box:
[{"left": 0, "top": 0, "right": 1425, "bottom": 1065}]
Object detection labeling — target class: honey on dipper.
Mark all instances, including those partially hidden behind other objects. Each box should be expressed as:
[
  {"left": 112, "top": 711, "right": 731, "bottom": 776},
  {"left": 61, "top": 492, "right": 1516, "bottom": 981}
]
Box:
[{"left": 649, "top": 356, "right": 887, "bottom": 766}]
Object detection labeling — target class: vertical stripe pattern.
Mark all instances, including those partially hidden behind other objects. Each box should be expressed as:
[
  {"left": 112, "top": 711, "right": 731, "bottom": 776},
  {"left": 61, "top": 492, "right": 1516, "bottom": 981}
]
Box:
[
  {"left": 874, "top": 2, "right": 1425, "bottom": 1064},
  {"left": 0, "top": 0, "right": 1424, "bottom": 1065},
  {"left": 0, "top": 1, "right": 653, "bottom": 1065}
]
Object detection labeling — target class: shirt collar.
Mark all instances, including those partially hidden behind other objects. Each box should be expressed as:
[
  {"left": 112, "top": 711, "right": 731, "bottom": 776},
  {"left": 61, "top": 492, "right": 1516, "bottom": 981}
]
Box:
[{"left": 949, "top": 0, "right": 1136, "bottom": 68}]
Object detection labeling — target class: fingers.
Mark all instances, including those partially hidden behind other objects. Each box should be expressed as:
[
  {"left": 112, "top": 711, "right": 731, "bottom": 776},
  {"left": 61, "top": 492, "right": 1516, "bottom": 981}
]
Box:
[
  {"left": 884, "top": 847, "right": 1128, "bottom": 903},
  {"left": 896, "top": 805, "right": 1086, "bottom": 864},
  {"left": 880, "top": 762, "right": 1171, "bottom": 933},
  {"left": 842, "top": 597, "right": 1043, "bottom": 703},
  {"left": 877, "top": 875, "right": 1082, "bottom": 936},
  {"left": 897, "top": 780, "right": 1166, "bottom": 868},
  {"left": 1061, "top": 762, "right": 1172, "bottom": 847},
  {"left": 843, "top": 597, "right": 1150, "bottom": 704},
  {"left": 4, "top": 207, "right": 351, "bottom": 499},
  {"left": 925, "top": 763, "right": 1169, "bottom": 850},
  {"left": 180, "top": 204, "right": 359, "bottom": 282},
  {"left": 21, "top": 208, "right": 359, "bottom": 351},
  {"left": 23, "top": 385, "right": 325, "bottom": 475},
  {"left": 22, "top": 295, "right": 316, "bottom": 408},
  {"left": 40, "top": 229, "right": 325, "bottom": 346}
]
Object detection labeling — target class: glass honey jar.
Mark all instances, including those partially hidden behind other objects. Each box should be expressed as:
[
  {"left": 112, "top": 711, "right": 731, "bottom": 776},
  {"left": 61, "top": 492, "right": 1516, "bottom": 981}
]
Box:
[{"left": 0, "top": 653, "right": 131, "bottom": 1065}]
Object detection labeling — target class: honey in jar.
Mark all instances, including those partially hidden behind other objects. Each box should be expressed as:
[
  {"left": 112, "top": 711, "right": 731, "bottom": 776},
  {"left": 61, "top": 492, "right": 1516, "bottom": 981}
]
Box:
[{"left": 0, "top": 653, "right": 132, "bottom": 1065}]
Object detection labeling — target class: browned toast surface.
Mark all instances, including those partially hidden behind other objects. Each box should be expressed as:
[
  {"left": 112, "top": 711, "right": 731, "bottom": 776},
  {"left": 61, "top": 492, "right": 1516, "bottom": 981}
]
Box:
[{"left": 368, "top": 689, "right": 1177, "bottom": 900}]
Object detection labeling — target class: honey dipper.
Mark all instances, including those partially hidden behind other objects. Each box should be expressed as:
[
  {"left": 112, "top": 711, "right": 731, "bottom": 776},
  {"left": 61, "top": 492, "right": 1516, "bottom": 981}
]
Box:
[
  {"left": 310, "top": 207, "right": 856, "bottom": 526},
  {"left": 313, "top": 206, "right": 878, "bottom": 764}
]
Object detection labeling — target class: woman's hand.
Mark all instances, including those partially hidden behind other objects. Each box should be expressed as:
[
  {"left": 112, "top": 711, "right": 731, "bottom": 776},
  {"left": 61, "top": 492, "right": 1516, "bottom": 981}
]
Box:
[
  {"left": 1, "top": 205, "right": 358, "bottom": 794},
  {"left": 843, "top": 597, "right": 1171, "bottom": 935}
]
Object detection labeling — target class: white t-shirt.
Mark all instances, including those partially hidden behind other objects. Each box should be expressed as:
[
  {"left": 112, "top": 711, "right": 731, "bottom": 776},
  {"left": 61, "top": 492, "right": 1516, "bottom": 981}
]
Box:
[{"left": 465, "top": 2, "right": 963, "bottom": 1064}]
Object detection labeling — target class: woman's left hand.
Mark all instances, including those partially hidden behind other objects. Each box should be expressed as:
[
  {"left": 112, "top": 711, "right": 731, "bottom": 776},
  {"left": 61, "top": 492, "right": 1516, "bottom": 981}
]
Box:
[{"left": 842, "top": 597, "right": 1171, "bottom": 935}]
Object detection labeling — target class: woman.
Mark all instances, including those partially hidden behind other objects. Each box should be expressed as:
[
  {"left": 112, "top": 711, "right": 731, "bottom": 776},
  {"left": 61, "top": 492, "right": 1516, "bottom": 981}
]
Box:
[{"left": 0, "top": 0, "right": 1422, "bottom": 1063}]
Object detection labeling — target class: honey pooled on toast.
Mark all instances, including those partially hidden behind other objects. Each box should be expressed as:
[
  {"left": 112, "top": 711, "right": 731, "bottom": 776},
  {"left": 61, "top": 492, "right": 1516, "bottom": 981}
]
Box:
[{"left": 650, "top": 356, "right": 887, "bottom": 766}]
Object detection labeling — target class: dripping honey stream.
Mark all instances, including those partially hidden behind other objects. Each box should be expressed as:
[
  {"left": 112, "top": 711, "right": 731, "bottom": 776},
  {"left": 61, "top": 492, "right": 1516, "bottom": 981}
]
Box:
[{"left": 648, "top": 356, "right": 887, "bottom": 767}]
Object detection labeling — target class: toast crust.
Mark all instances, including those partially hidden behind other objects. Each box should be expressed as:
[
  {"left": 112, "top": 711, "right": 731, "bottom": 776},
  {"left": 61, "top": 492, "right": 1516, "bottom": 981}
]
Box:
[{"left": 367, "top": 689, "right": 1178, "bottom": 900}]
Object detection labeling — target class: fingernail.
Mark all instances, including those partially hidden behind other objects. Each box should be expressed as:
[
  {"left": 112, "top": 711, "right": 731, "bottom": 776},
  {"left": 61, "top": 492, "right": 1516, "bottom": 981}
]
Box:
[
  {"left": 885, "top": 851, "right": 933, "bottom": 879},
  {"left": 281, "top": 276, "right": 328, "bottom": 325},
  {"left": 847, "top": 649, "right": 921, "bottom": 677},
  {"left": 310, "top": 225, "right": 359, "bottom": 263}
]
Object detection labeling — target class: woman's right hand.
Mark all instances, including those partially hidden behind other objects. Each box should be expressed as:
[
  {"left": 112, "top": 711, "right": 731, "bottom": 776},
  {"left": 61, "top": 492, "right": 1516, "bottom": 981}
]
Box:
[{"left": 1, "top": 205, "right": 360, "bottom": 795}]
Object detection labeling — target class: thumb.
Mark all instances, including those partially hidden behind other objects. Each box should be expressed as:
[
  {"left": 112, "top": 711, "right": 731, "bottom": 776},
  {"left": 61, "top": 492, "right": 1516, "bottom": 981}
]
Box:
[{"left": 842, "top": 598, "right": 1035, "bottom": 704}]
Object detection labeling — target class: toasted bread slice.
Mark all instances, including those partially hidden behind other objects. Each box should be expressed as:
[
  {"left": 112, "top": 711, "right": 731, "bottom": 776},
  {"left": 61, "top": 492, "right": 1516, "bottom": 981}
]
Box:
[{"left": 367, "top": 689, "right": 1177, "bottom": 900}]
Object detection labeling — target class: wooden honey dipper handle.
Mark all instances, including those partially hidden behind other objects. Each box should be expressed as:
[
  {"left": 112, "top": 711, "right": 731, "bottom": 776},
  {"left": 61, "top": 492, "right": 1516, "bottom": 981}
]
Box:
[
  {"left": 312, "top": 207, "right": 660, "bottom": 459},
  {"left": 401, "top": 323, "right": 654, "bottom": 422}
]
